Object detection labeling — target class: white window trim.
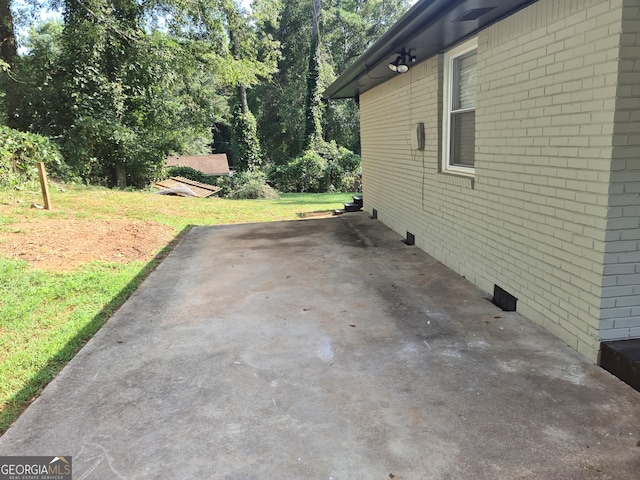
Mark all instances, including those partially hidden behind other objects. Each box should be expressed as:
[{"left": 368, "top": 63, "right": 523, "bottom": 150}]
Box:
[{"left": 442, "top": 37, "right": 478, "bottom": 176}]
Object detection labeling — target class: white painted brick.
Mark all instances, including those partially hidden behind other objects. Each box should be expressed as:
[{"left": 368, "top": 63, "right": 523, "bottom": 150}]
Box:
[
  {"left": 358, "top": 0, "right": 635, "bottom": 364},
  {"left": 613, "top": 317, "right": 640, "bottom": 329},
  {"left": 600, "top": 328, "right": 632, "bottom": 341}
]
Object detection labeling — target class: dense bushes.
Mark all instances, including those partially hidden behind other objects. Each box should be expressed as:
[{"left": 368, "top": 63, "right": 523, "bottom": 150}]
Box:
[
  {"left": 267, "top": 141, "right": 361, "bottom": 193},
  {"left": 0, "top": 126, "right": 69, "bottom": 185},
  {"left": 216, "top": 169, "right": 279, "bottom": 200}
]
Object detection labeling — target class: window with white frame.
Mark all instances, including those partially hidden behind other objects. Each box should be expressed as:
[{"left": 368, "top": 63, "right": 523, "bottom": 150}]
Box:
[{"left": 442, "top": 38, "right": 477, "bottom": 174}]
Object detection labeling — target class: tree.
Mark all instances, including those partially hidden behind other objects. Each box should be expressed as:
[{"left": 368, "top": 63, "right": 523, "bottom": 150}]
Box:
[
  {"left": 223, "top": 0, "right": 280, "bottom": 171},
  {"left": 250, "top": 0, "right": 310, "bottom": 162},
  {"left": 320, "top": 0, "right": 411, "bottom": 153},
  {"left": 0, "top": 0, "right": 18, "bottom": 125},
  {"left": 303, "top": 0, "right": 321, "bottom": 149},
  {"left": 56, "top": 0, "right": 153, "bottom": 186},
  {"left": 9, "top": 20, "right": 64, "bottom": 135},
  {"left": 252, "top": 0, "right": 411, "bottom": 162},
  {"left": 0, "top": 0, "right": 16, "bottom": 70}
]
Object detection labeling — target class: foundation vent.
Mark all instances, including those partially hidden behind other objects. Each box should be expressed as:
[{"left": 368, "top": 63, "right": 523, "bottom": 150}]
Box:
[
  {"left": 371, "top": 208, "right": 378, "bottom": 219},
  {"left": 493, "top": 285, "right": 517, "bottom": 311}
]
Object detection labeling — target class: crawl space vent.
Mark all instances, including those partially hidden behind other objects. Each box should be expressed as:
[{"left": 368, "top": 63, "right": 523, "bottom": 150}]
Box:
[{"left": 493, "top": 284, "right": 517, "bottom": 311}]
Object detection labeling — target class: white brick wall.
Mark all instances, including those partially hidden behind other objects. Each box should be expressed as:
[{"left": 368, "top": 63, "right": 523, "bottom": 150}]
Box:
[
  {"left": 601, "top": 0, "right": 640, "bottom": 341},
  {"left": 360, "top": 0, "right": 636, "bottom": 362}
]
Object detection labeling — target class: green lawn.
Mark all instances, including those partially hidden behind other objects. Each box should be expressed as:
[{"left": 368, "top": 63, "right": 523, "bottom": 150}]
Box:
[{"left": 0, "top": 184, "right": 356, "bottom": 434}]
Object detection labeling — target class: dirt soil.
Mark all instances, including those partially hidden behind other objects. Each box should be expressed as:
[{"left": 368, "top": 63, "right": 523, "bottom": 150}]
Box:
[{"left": 0, "top": 218, "right": 177, "bottom": 271}]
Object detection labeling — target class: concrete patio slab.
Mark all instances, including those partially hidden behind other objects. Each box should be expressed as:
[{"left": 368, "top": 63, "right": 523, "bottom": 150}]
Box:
[{"left": 1, "top": 213, "right": 639, "bottom": 479}]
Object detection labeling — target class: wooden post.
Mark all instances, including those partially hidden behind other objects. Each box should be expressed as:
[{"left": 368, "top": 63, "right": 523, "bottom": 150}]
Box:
[{"left": 37, "top": 162, "right": 52, "bottom": 210}]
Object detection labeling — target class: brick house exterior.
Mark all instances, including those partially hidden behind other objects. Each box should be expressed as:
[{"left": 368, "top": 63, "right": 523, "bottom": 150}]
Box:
[{"left": 325, "top": 0, "right": 640, "bottom": 363}]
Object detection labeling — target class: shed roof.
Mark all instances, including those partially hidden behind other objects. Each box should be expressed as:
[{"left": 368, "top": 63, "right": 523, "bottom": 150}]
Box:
[
  {"left": 323, "top": 0, "right": 537, "bottom": 100},
  {"left": 166, "top": 154, "right": 230, "bottom": 176},
  {"left": 154, "top": 176, "right": 222, "bottom": 198}
]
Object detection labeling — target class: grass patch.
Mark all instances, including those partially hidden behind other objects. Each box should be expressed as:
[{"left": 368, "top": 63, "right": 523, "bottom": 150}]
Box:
[
  {"left": 0, "top": 258, "right": 149, "bottom": 432},
  {"left": 0, "top": 185, "right": 356, "bottom": 229},
  {"left": 0, "top": 184, "right": 356, "bottom": 434}
]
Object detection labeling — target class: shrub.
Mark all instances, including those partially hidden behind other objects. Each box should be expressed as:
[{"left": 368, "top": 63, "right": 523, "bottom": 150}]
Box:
[
  {"left": 268, "top": 150, "right": 327, "bottom": 193},
  {"left": 0, "top": 126, "right": 70, "bottom": 185},
  {"left": 338, "top": 152, "right": 360, "bottom": 172},
  {"left": 267, "top": 140, "right": 361, "bottom": 193},
  {"left": 223, "top": 169, "right": 279, "bottom": 200}
]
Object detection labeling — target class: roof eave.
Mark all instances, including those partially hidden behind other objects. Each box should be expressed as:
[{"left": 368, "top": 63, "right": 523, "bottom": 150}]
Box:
[
  {"left": 323, "top": 0, "right": 538, "bottom": 100},
  {"left": 323, "top": 0, "right": 449, "bottom": 100}
]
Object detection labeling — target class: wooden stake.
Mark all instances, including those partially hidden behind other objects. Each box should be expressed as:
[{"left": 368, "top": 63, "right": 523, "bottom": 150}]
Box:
[{"left": 37, "top": 162, "right": 52, "bottom": 210}]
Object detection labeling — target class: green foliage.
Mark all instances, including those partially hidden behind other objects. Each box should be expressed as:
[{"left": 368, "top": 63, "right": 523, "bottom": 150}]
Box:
[
  {"left": 230, "top": 169, "right": 279, "bottom": 199},
  {"left": 166, "top": 166, "right": 219, "bottom": 186},
  {"left": 249, "top": 0, "right": 310, "bottom": 162},
  {"left": 231, "top": 107, "right": 262, "bottom": 171},
  {"left": 251, "top": 0, "right": 411, "bottom": 163},
  {"left": 216, "top": 168, "right": 278, "bottom": 199},
  {"left": 323, "top": 0, "right": 411, "bottom": 74},
  {"left": 2, "top": 0, "right": 402, "bottom": 190},
  {"left": 0, "top": 126, "right": 69, "bottom": 185},
  {"left": 322, "top": 98, "right": 361, "bottom": 154},
  {"left": 268, "top": 150, "right": 324, "bottom": 193},
  {"left": 9, "top": 21, "right": 65, "bottom": 137},
  {"left": 10, "top": 0, "right": 278, "bottom": 188},
  {"left": 268, "top": 140, "right": 361, "bottom": 193}
]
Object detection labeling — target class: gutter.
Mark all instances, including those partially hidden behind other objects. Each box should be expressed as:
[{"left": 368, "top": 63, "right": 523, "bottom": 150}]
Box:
[{"left": 323, "top": 0, "right": 460, "bottom": 99}]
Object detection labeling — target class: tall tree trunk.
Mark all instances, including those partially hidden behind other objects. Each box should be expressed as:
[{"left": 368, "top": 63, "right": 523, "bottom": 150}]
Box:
[
  {"left": 304, "top": 0, "right": 322, "bottom": 149},
  {"left": 0, "top": 0, "right": 20, "bottom": 126},
  {"left": 239, "top": 84, "right": 248, "bottom": 114},
  {"left": 229, "top": 12, "right": 249, "bottom": 115},
  {"left": 0, "top": 0, "right": 16, "bottom": 67},
  {"left": 115, "top": 162, "right": 127, "bottom": 189}
]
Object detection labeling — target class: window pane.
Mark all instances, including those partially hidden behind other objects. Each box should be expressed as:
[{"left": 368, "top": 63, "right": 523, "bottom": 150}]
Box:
[
  {"left": 452, "top": 50, "right": 477, "bottom": 111},
  {"left": 451, "top": 110, "right": 475, "bottom": 166}
]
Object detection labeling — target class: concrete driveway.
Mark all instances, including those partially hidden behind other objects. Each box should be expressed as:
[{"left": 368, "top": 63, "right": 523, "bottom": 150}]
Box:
[{"left": 1, "top": 213, "right": 639, "bottom": 479}]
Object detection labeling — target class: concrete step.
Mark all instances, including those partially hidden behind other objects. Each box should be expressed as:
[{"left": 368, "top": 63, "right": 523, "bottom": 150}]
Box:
[
  {"left": 600, "top": 339, "right": 640, "bottom": 393},
  {"left": 344, "top": 202, "right": 362, "bottom": 212}
]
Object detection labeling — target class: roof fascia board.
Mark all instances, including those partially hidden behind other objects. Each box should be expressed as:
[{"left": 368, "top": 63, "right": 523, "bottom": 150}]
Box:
[
  {"left": 323, "top": 0, "right": 453, "bottom": 99},
  {"left": 324, "top": 0, "right": 539, "bottom": 99}
]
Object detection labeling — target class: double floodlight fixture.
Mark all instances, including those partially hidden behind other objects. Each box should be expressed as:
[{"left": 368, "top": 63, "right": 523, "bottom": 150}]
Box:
[{"left": 388, "top": 48, "right": 416, "bottom": 74}]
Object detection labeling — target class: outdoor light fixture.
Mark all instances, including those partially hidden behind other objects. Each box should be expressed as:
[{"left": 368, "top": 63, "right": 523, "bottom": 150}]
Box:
[{"left": 388, "top": 48, "right": 416, "bottom": 74}]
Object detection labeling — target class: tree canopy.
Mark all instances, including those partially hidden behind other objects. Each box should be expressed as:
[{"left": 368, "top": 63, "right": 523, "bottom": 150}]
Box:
[{"left": 0, "top": 0, "right": 411, "bottom": 187}]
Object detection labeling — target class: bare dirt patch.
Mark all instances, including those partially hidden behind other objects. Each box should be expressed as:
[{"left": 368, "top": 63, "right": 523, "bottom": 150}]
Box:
[{"left": 0, "top": 218, "right": 177, "bottom": 271}]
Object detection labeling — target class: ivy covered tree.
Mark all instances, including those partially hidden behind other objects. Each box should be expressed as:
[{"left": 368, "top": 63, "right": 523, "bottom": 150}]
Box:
[
  {"left": 303, "top": 0, "right": 322, "bottom": 150},
  {"left": 252, "top": 0, "right": 411, "bottom": 163},
  {"left": 223, "top": 0, "right": 280, "bottom": 171},
  {"left": 231, "top": 105, "right": 262, "bottom": 171}
]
